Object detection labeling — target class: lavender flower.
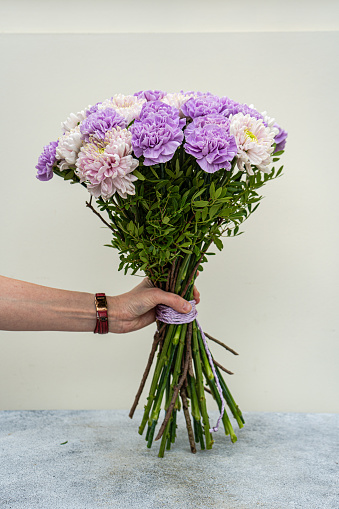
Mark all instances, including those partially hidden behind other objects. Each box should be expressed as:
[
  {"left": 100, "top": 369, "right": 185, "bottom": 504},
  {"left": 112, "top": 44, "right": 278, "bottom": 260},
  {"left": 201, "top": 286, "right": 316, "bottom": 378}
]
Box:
[
  {"left": 273, "top": 123, "right": 288, "bottom": 153},
  {"left": 134, "top": 90, "right": 167, "bottom": 101},
  {"left": 181, "top": 94, "right": 228, "bottom": 119},
  {"left": 35, "top": 140, "right": 59, "bottom": 181},
  {"left": 140, "top": 100, "right": 186, "bottom": 128},
  {"left": 80, "top": 108, "right": 127, "bottom": 142},
  {"left": 86, "top": 102, "right": 103, "bottom": 117},
  {"left": 219, "top": 97, "right": 263, "bottom": 121},
  {"left": 184, "top": 114, "right": 230, "bottom": 138},
  {"left": 130, "top": 113, "right": 184, "bottom": 166},
  {"left": 184, "top": 124, "right": 237, "bottom": 173}
]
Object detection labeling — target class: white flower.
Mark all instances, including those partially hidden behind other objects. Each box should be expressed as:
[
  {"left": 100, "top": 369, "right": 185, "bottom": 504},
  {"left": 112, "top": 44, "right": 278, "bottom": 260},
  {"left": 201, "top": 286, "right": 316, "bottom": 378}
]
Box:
[
  {"left": 98, "top": 94, "right": 146, "bottom": 125},
  {"left": 161, "top": 92, "right": 197, "bottom": 118},
  {"left": 260, "top": 110, "right": 280, "bottom": 137},
  {"left": 229, "top": 113, "right": 275, "bottom": 175},
  {"left": 56, "top": 125, "right": 83, "bottom": 170},
  {"left": 61, "top": 105, "right": 92, "bottom": 133}
]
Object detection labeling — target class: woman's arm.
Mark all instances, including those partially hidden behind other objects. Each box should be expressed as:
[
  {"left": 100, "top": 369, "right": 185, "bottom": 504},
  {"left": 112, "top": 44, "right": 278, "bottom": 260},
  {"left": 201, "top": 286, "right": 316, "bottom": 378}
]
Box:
[{"left": 0, "top": 275, "right": 200, "bottom": 334}]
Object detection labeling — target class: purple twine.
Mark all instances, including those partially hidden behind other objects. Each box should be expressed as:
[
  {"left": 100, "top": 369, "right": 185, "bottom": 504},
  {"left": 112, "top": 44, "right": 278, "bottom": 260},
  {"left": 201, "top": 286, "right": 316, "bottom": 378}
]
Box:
[{"left": 156, "top": 300, "right": 226, "bottom": 433}]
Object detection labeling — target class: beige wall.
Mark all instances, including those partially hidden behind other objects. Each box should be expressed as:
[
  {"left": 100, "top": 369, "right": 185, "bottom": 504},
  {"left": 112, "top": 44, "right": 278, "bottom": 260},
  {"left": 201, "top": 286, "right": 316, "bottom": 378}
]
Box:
[{"left": 0, "top": 1, "right": 338, "bottom": 412}]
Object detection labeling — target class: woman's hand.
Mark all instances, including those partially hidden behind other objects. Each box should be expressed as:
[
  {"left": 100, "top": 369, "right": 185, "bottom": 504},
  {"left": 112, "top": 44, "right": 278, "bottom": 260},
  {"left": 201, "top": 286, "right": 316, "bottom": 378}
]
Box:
[{"left": 108, "top": 278, "right": 200, "bottom": 334}]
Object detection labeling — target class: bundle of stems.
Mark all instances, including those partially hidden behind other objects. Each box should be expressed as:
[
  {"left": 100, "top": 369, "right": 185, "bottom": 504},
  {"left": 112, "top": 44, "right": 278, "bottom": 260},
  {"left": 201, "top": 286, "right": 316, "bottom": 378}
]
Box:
[{"left": 129, "top": 252, "right": 244, "bottom": 457}]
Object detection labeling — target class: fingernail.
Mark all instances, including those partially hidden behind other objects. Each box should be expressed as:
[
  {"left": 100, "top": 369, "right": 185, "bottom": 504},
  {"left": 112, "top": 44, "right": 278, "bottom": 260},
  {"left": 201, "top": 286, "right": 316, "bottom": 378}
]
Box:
[{"left": 183, "top": 302, "right": 192, "bottom": 312}]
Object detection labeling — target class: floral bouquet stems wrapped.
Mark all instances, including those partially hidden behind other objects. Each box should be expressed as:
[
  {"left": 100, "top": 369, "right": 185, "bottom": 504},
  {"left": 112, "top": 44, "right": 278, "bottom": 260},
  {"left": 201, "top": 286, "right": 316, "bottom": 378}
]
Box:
[{"left": 36, "top": 90, "right": 287, "bottom": 457}]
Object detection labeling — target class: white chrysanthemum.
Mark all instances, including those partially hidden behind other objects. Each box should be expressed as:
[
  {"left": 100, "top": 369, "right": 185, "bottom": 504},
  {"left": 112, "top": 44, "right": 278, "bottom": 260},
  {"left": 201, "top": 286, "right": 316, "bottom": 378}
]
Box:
[
  {"left": 75, "top": 127, "right": 139, "bottom": 201},
  {"left": 98, "top": 94, "right": 146, "bottom": 125},
  {"left": 61, "top": 105, "right": 92, "bottom": 133},
  {"left": 229, "top": 113, "right": 275, "bottom": 175},
  {"left": 161, "top": 92, "right": 197, "bottom": 118},
  {"left": 56, "top": 125, "right": 83, "bottom": 171},
  {"left": 260, "top": 110, "right": 280, "bottom": 137}
]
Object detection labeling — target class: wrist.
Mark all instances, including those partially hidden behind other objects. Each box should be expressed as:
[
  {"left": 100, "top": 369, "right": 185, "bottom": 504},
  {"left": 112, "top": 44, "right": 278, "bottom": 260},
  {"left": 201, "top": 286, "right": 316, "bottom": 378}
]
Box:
[{"left": 106, "top": 295, "right": 127, "bottom": 334}]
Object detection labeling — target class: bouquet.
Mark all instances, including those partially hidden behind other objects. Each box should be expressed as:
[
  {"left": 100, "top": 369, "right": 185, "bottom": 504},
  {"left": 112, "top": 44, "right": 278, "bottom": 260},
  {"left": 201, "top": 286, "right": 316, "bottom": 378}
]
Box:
[{"left": 36, "top": 90, "right": 287, "bottom": 457}]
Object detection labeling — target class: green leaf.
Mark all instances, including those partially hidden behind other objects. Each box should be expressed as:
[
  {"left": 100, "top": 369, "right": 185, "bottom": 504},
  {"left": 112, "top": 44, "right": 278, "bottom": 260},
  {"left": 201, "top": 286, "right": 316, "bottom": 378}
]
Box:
[
  {"left": 150, "top": 166, "right": 159, "bottom": 178},
  {"left": 192, "top": 188, "right": 205, "bottom": 201},
  {"left": 60, "top": 441, "right": 68, "bottom": 445},
  {"left": 214, "top": 237, "right": 223, "bottom": 251},
  {"left": 133, "top": 169, "right": 146, "bottom": 181},
  {"left": 209, "top": 204, "right": 219, "bottom": 219},
  {"left": 193, "top": 200, "right": 209, "bottom": 208},
  {"left": 219, "top": 208, "right": 232, "bottom": 217},
  {"left": 209, "top": 182, "right": 216, "bottom": 200},
  {"left": 64, "top": 170, "right": 74, "bottom": 180},
  {"left": 163, "top": 217, "right": 170, "bottom": 224},
  {"left": 215, "top": 187, "right": 222, "bottom": 199}
]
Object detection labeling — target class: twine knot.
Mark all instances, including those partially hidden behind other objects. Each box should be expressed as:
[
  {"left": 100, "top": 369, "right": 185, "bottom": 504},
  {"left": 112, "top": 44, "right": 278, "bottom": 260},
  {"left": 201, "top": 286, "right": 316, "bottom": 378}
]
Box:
[{"left": 156, "top": 300, "right": 197, "bottom": 325}]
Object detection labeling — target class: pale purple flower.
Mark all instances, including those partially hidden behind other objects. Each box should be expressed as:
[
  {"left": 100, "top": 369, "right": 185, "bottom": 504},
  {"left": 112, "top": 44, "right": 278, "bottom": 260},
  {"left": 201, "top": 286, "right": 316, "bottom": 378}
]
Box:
[
  {"left": 139, "top": 101, "right": 186, "bottom": 129},
  {"left": 184, "top": 114, "right": 230, "bottom": 138},
  {"left": 80, "top": 108, "right": 127, "bottom": 142},
  {"left": 184, "top": 124, "right": 237, "bottom": 173},
  {"left": 273, "top": 123, "right": 288, "bottom": 153},
  {"left": 181, "top": 94, "right": 228, "bottom": 119},
  {"left": 86, "top": 102, "right": 102, "bottom": 116},
  {"left": 219, "top": 97, "right": 264, "bottom": 121},
  {"left": 134, "top": 90, "right": 167, "bottom": 101},
  {"left": 98, "top": 94, "right": 146, "bottom": 125},
  {"left": 130, "top": 113, "right": 184, "bottom": 166},
  {"left": 75, "top": 127, "right": 139, "bottom": 201},
  {"left": 36, "top": 140, "right": 58, "bottom": 181},
  {"left": 161, "top": 92, "right": 198, "bottom": 118}
]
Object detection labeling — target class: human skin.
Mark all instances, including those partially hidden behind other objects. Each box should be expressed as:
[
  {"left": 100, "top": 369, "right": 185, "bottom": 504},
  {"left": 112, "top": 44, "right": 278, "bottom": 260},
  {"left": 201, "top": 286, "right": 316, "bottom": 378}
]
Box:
[{"left": 0, "top": 275, "right": 200, "bottom": 334}]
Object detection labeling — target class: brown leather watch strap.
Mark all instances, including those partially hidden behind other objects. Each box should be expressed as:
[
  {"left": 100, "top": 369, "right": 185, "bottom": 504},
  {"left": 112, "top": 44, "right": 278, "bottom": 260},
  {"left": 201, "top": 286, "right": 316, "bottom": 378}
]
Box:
[{"left": 94, "top": 293, "right": 108, "bottom": 334}]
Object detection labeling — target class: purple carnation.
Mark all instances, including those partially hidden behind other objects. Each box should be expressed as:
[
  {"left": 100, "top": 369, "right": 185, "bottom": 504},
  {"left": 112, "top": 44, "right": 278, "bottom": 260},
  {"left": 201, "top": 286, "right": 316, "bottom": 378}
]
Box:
[
  {"left": 185, "top": 114, "right": 230, "bottom": 138},
  {"left": 130, "top": 113, "right": 184, "bottom": 166},
  {"left": 80, "top": 108, "right": 127, "bottom": 142},
  {"left": 219, "top": 97, "right": 264, "bottom": 121},
  {"left": 184, "top": 124, "right": 237, "bottom": 173},
  {"left": 139, "top": 100, "right": 186, "bottom": 128},
  {"left": 35, "top": 140, "right": 59, "bottom": 181},
  {"left": 86, "top": 102, "right": 102, "bottom": 117},
  {"left": 273, "top": 123, "right": 288, "bottom": 153},
  {"left": 134, "top": 90, "right": 167, "bottom": 101},
  {"left": 181, "top": 94, "right": 232, "bottom": 120}
]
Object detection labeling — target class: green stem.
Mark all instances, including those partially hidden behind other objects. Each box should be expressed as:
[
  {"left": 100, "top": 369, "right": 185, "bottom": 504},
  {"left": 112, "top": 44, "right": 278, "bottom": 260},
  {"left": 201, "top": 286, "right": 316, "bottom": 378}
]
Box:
[
  {"left": 203, "top": 368, "right": 237, "bottom": 443},
  {"left": 191, "top": 321, "right": 213, "bottom": 449},
  {"left": 138, "top": 324, "right": 175, "bottom": 434},
  {"left": 174, "top": 253, "right": 191, "bottom": 294},
  {"left": 158, "top": 419, "right": 171, "bottom": 458},
  {"left": 151, "top": 343, "right": 177, "bottom": 422},
  {"left": 196, "top": 418, "right": 205, "bottom": 450},
  {"left": 215, "top": 365, "right": 245, "bottom": 428},
  {"left": 170, "top": 409, "right": 177, "bottom": 443},
  {"left": 188, "top": 373, "right": 200, "bottom": 421},
  {"left": 146, "top": 420, "right": 157, "bottom": 448},
  {"left": 196, "top": 328, "right": 214, "bottom": 380}
]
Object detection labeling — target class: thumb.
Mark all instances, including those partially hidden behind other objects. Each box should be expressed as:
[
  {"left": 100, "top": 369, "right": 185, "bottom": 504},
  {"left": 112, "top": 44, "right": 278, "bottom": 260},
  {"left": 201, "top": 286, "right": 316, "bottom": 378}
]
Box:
[{"left": 150, "top": 288, "right": 192, "bottom": 314}]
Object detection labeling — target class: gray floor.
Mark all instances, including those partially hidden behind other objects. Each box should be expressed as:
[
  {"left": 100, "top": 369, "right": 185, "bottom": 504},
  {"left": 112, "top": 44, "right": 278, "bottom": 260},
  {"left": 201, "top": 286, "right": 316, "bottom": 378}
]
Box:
[{"left": 0, "top": 410, "right": 338, "bottom": 509}]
